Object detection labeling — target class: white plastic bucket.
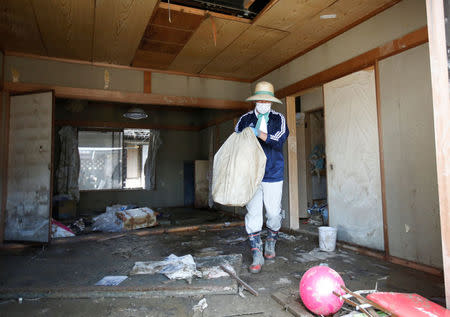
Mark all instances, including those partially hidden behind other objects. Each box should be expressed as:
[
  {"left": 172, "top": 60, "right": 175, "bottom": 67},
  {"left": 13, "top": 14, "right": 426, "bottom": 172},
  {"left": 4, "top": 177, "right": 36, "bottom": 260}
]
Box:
[{"left": 318, "top": 226, "right": 337, "bottom": 252}]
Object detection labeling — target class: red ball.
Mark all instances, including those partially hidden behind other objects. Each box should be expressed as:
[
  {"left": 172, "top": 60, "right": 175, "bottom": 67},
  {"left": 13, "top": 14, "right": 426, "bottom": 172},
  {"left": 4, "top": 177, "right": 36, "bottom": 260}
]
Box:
[{"left": 299, "top": 266, "right": 345, "bottom": 315}]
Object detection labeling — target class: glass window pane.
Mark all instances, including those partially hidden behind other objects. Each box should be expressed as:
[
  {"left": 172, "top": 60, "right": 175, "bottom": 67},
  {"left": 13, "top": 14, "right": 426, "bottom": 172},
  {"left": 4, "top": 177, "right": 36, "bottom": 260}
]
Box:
[{"left": 78, "top": 131, "right": 123, "bottom": 190}]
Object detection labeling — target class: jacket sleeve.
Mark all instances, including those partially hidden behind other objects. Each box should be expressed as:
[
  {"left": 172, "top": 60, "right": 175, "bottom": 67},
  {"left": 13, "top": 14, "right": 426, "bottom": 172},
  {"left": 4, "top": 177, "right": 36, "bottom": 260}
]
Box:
[
  {"left": 265, "top": 113, "right": 289, "bottom": 150},
  {"left": 235, "top": 112, "right": 250, "bottom": 133}
]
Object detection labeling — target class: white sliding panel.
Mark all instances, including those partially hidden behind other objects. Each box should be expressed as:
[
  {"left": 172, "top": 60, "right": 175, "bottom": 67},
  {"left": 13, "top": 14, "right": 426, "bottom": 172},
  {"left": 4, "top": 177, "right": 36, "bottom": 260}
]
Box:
[{"left": 324, "top": 68, "right": 384, "bottom": 250}]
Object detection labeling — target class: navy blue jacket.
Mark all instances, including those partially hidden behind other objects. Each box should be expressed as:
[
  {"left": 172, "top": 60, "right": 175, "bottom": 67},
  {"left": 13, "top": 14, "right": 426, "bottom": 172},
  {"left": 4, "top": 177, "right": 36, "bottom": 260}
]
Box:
[{"left": 235, "top": 110, "right": 289, "bottom": 182}]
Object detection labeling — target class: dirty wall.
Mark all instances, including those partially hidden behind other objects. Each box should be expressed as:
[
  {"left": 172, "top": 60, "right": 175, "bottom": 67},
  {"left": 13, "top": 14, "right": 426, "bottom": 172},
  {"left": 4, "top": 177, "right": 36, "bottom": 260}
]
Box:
[
  {"left": 4, "top": 56, "right": 251, "bottom": 101},
  {"left": 379, "top": 44, "right": 442, "bottom": 268}
]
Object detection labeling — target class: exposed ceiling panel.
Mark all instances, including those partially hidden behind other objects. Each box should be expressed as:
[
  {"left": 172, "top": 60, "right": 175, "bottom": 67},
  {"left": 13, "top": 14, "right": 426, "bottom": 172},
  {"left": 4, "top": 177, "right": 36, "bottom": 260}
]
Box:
[
  {"left": 254, "top": 0, "right": 337, "bottom": 31},
  {"left": 93, "top": 0, "right": 158, "bottom": 65},
  {"left": 31, "top": 0, "right": 94, "bottom": 61},
  {"left": 169, "top": 17, "right": 250, "bottom": 73},
  {"left": 0, "top": 0, "right": 46, "bottom": 55},
  {"left": 200, "top": 25, "right": 288, "bottom": 76},
  {"left": 132, "top": 7, "right": 205, "bottom": 69}
]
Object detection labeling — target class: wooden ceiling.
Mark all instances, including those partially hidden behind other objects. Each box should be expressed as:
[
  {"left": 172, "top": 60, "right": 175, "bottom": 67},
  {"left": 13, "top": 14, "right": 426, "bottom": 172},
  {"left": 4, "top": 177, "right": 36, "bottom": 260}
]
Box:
[{"left": 0, "top": 0, "right": 400, "bottom": 81}]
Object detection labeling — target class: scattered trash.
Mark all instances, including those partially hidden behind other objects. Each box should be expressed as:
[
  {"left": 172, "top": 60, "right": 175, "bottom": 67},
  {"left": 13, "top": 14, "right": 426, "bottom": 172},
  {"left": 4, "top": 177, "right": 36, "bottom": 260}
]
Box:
[
  {"left": 238, "top": 285, "right": 246, "bottom": 298},
  {"left": 70, "top": 218, "right": 85, "bottom": 234},
  {"left": 222, "top": 236, "right": 247, "bottom": 244},
  {"left": 200, "top": 263, "right": 235, "bottom": 279},
  {"left": 278, "top": 232, "right": 299, "bottom": 241},
  {"left": 18, "top": 298, "right": 23, "bottom": 304},
  {"left": 294, "top": 248, "right": 339, "bottom": 263},
  {"left": 306, "top": 201, "right": 328, "bottom": 226},
  {"left": 95, "top": 276, "right": 128, "bottom": 286},
  {"left": 130, "top": 254, "right": 202, "bottom": 283},
  {"left": 192, "top": 298, "right": 208, "bottom": 313},
  {"left": 51, "top": 219, "right": 75, "bottom": 238},
  {"left": 278, "top": 256, "right": 289, "bottom": 262},
  {"left": 275, "top": 277, "right": 292, "bottom": 285},
  {"left": 196, "top": 247, "right": 224, "bottom": 257},
  {"left": 93, "top": 206, "right": 157, "bottom": 232}
]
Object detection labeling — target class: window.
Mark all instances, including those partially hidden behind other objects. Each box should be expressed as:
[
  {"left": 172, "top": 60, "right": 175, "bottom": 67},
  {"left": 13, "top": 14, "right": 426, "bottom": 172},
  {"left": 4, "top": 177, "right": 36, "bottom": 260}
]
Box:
[{"left": 78, "top": 129, "right": 150, "bottom": 190}]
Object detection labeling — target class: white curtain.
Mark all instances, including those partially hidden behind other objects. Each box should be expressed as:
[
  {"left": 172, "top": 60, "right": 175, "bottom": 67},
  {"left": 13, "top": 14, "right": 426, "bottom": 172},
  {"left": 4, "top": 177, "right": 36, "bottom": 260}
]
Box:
[
  {"left": 144, "top": 130, "right": 162, "bottom": 190},
  {"left": 56, "top": 126, "right": 80, "bottom": 201}
]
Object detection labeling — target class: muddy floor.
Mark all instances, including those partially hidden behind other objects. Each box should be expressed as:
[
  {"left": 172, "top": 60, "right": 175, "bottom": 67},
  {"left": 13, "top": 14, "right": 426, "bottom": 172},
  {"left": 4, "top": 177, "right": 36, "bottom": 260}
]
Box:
[{"left": 0, "top": 226, "right": 445, "bottom": 316}]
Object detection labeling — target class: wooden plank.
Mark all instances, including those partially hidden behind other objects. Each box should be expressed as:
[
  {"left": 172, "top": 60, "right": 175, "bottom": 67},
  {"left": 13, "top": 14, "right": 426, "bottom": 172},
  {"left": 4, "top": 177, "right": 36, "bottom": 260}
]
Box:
[
  {"left": 55, "top": 120, "right": 201, "bottom": 131},
  {"left": 0, "top": 0, "right": 46, "bottom": 55},
  {"left": 201, "top": 25, "right": 288, "bottom": 76},
  {"left": 425, "top": 0, "right": 450, "bottom": 306},
  {"left": 93, "top": 0, "right": 158, "bottom": 65},
  {"left": 0, "top": 93, "right": 9, "bottom": 243},
  {"left": 144, "top": 72, "right": 151, "bottom": 94},
  {"left": 374, "top": 60, "right": 389, "bottom": 258},
  {"left": 243, "top": 0, "right": 401, "bottom": 80},
  {"left": 144, "top": 24, "right": 193, "bottom": 44},
  {"left": 388, "top": 255, "right": 443, "bottom": 277},
  {"left": 304, "top": 113, "right": 312, "bottom": 207},
  {"left": 4, "top": 50, "right": 253, "bottom": 83},
  {"left": 286, "top": 96, "right": 299, "bottom": 230},
  {"left": 169, "top": 18, "right": 249, "bottom": 74},
  {"left": 244, "top": 0, "right": 256, "bottom": 10},
  {"left": 152, "top": 8, "right": 204, "bottom": 31},
  {"left": 271, "top": 291, "right": 314, "bottom": 317},
  {"left": 254, "top": 0, "right": 336, "bottom": 31},
  {"left": 30, "top": 0, "right": 94, "bottom": 61},
  {"left": 133, "top": 49, "right": 178, "bottom": 69},
  {"left": 4, "top": 81, "right": 249, "bottom": 110},
  {"left": 276, "top": 26, "right": 429, "bottom": 99}
]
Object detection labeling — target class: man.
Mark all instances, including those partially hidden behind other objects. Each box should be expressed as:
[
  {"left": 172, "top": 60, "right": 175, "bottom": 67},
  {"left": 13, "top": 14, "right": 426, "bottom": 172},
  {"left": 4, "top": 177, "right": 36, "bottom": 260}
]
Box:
[{"left": 235, "top": 81, "right": 289, "bottom": 273}]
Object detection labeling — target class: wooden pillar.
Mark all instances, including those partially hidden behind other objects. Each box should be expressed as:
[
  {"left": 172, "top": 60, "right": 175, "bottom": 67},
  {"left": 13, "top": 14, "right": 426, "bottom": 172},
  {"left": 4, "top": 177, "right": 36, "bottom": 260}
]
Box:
[
  {"left": 425, "top": 0, "right": 450, "bottom": 307},
  {"left": 286, "top": 96, "right": 299, "bottom": 230},
  {"left": 144, "top": 72, "right": 152, "bottom": 94}
]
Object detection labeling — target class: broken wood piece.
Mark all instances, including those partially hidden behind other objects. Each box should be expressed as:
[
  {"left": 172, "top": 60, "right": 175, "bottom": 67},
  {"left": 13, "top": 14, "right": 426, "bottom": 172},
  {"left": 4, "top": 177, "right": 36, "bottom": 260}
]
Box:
[
  {"left": 332, "top": 291, "right": 374, "bottom": 317},
  {"left": 341, "top": 286, "right": 391, "bottom": 316},
  {"left": 271, "top": 291, "right": 314, "bottom": 317},
  {"left": 220, "top": 264, "right": 258, "bottom": 297}
]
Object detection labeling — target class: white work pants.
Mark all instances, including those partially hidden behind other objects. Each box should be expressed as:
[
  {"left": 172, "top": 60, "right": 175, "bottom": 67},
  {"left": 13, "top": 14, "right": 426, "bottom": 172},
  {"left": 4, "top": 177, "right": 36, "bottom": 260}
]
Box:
[{"left": 245, "top": 181, "right": 283, "bottom": 234}]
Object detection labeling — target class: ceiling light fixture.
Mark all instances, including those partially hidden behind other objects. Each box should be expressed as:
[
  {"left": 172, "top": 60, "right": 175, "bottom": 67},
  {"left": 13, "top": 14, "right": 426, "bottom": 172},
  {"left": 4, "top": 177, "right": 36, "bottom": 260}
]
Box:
[
  {"left": 123, "top": 107, "right": 148, "bottom": 120},
  {"left": 320, "top": 14, "right": 337, "bottom": 19}
]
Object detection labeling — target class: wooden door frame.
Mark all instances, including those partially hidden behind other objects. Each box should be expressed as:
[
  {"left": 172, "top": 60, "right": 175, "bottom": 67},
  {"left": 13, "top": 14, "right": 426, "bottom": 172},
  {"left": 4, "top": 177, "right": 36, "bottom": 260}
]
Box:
[
  {"left": 0, "top": 90, "right": 55, "bottom": 243},
  {"left": 425, "top": 0, "right": 450, "bottom": 307}
]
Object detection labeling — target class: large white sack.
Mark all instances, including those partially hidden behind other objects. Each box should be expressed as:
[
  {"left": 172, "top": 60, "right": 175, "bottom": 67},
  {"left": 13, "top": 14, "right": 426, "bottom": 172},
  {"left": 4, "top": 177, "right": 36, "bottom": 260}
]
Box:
[{"left": 212, "top": 127, "right": 266, "bottom": 206}]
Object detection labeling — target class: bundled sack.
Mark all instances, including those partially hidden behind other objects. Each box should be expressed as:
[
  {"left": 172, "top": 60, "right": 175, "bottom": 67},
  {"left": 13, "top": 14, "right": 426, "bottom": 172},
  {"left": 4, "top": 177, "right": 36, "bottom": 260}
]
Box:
[{"left": 212, "top": 127, "right": 266, "bottom": 206}]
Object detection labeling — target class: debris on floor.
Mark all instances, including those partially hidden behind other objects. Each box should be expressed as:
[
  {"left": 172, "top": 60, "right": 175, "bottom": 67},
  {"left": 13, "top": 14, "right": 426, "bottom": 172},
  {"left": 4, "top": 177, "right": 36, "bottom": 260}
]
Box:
[
  {"left": 192, "top": 298, "right": 208, "bottom": 314},
  {"left": 92, "top": 206, "right": 157, "bottom": 232},
  {"left": 278, "top": 232, "right": 301, "bottom": 241},
  {"left": 130, "top": 254, "right": 201, "bottom": 282},
  {"left": 69, "top": 218, "right": 85, "bottom": 234},
  {"left": 95, "top": 276, "right": 128, "bottom": 286},
  {"left": 51, "top": 219, "right": 75, "bottom": 238},
  {"left": 294, "top": 247, "right": 340, "bottom": 263}
]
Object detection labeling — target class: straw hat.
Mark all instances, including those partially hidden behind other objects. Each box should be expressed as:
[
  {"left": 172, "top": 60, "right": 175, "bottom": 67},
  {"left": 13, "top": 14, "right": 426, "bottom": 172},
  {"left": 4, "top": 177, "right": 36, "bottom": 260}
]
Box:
[{"left": 246, "top": 81, "right": 283, "bottom": 104}]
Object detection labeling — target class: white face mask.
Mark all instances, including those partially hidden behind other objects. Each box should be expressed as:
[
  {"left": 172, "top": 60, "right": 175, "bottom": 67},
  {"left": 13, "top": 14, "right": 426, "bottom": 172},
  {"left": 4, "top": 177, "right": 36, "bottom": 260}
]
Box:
[{"left": 255, "top": 102, "right": 271, "bottom": 114}]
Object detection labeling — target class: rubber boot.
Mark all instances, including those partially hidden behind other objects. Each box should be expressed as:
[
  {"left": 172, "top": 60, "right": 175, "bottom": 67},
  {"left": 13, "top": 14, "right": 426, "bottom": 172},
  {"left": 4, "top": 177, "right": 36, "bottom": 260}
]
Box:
[
  {"left": 248, "top": 232, "right": 264, "bottom": 273},
  {"left": 264, "top": 229, "right": 278, "bottom": 259}
]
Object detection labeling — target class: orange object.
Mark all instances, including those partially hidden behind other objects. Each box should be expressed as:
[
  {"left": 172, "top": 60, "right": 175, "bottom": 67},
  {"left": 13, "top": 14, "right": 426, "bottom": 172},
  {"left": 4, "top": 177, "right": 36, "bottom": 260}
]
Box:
[{"left": 367, "top": 292, "right": 450, "bottom": 317}]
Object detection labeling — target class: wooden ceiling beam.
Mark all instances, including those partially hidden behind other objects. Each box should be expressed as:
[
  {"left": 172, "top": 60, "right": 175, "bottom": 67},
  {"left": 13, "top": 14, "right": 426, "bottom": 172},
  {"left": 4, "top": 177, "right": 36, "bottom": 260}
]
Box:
[
  {"left": 159, "top": 2, "right": 252, "bottom": 24},
  {"left": 4, "top": 81, "right": 250, "bottom": 110},
  {"left": 4, "top": 51, "right": 252, "bottom": 83}
]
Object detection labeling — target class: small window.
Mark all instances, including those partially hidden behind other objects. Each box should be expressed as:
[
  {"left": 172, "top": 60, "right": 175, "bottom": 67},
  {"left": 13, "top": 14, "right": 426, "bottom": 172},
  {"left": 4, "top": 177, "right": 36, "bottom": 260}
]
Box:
[{"left": 78, "top": 129, "right": 151, "bottom": 190}]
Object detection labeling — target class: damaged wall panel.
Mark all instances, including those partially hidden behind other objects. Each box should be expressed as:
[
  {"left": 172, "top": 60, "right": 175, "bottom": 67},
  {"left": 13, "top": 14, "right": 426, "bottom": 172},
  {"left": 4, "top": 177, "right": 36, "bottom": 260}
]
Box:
[
  {"left": 379, "top": 44, "right": 442, "bottom": 268},
  {"left": 5, "top": 92, "right": 53, "bottom": 242},
  {"left": 324, "top": 68, "right": 384, "bottom": 251}
]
